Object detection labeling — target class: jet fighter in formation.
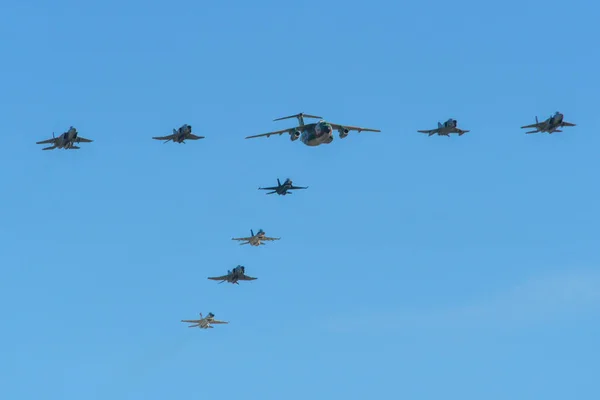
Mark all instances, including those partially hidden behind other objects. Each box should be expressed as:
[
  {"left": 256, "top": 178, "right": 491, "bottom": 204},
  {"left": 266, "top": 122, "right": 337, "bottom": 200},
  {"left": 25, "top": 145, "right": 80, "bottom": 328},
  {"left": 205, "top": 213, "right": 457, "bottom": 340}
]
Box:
[
  {"left": 35, "top": 126, "right": 93, "bottom": 150},
  {"left": 520, "top": 112, "right": 576, "bottom": 134},
  {"left": 181, "top": 312, "right": 228, "bottom": 329},
  {"left": 152, "top": 124, "right": 204, "bottom": 144},
  {"left": 258, "top": 178, "right": 308, "bottom": 195},
  {"left": 245, "top": 113, "right": 381, "bottom": 147},
  {"left": 208, "top": 265, "right": 257, "bottom": 285},
  {"left": 232, "top": 229, "right": 280, "bottom": 246},
  {"left": 418, "top": 119, "right": 470, "bottom": 137}
]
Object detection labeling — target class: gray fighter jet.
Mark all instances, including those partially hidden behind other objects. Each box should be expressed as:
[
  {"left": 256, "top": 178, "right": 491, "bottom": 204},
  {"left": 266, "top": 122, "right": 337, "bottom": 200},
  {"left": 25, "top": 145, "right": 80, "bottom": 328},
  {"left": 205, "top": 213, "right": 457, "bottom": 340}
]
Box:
[
  {"left": 35, "top": 126, "right": 93, "bottom": 150},
  {"left": 259, "top": 178, "right": 308, "bottom": 195},
  {"left": 418, "top": 119, "right": 469, "bottom": 137},
  {"left": 208, "top": 265, "right": 257, "bottom": 285},
  {"left": 521, "top": 112, "right": 576, "bottom": 134},
  {"left": 232, "top": 229, "right": 280, "bottom": 246},
  {"left": 152, "top": 124, "right": 204, "bottom": 143},
  {"left": 246, "top": 113, "right": 380, "bottom": 147},
  {"left": 181, "top": 312, "right": 228, "bottom": 329}
]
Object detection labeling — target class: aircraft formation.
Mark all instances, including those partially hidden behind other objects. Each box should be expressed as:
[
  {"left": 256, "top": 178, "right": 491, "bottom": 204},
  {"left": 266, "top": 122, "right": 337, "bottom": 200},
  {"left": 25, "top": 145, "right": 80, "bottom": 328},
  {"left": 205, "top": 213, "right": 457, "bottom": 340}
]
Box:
[
  {"left": 34, "top": 110, "right": 577, "bottom": 330},
  {"left": 35, "top": 111, "right": 576, "bottom": 153}
]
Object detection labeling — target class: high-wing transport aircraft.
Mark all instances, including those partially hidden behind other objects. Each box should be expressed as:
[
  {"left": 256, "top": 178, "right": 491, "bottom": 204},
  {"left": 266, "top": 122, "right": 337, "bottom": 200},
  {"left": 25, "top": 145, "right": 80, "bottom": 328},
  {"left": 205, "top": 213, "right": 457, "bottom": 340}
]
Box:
[
  {"left": 258, "top": 178, "right": 307, "bottom": 195},
  {"left": 36, "top": 126, "right": 93, "bottom": 150},
  {"left": 181, "top": 312, "right": 228, "bottom": 329},
  {"left": 245, "top": 113, "right": 380, "bottom": 146},
  {"left": 520, "top": 112, "right": 576, "bottom": 134},
  {"left": 152, "top": 124, "right": 204, "bottom": 143},
  {"left": 208, "top": 265, "right": 257, "bottom": 284},
  {"left": 232, "top": 229, "right": 280, "bottom": 246},
  {"left": 418, "top": 119, "right": 469, "bottom": 137}
]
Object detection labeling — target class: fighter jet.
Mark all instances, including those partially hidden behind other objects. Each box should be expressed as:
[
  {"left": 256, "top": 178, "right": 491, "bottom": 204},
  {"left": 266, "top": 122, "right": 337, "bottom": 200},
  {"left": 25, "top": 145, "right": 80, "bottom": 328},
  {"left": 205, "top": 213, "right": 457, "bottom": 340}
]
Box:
[
  {"left": 232, "top": 229, "right": 280, "bottom": 246},
  {"left": 152, "top": 124, "right": 204, "bottom": 143},
  {"left": 245, "top": 113, "right": 380, "bottom": 147},
  {"left": 418, "top": 119, "right": 469, "bottom": 137},
  {"left": 521, "top": 112, "right": 576, "bottom": 134},
  {"left": 35, "top": 126, "right": 93, "bottom": 150},
  {"left": 207, "top": 265, "right": 257, "bottom": 285},
  {"left": 258, "top": 178, "right": 308, "bottom": 195},
  {"left": 181, "top": 312, "right": 228, "bottom": 329}
]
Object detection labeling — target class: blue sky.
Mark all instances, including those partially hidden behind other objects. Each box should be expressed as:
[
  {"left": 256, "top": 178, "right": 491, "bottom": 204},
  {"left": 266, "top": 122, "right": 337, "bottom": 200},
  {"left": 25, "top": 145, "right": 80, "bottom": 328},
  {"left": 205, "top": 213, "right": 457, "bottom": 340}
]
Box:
[{"left": 1, "top": 0, "right": 599, "bottom": 398}]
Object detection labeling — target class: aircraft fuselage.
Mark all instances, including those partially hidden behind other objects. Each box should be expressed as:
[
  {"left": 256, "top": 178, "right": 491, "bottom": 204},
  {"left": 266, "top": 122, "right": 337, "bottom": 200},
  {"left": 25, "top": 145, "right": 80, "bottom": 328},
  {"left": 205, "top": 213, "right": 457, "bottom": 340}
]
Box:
[{"left": 295, "top": 122, "right": 334, "bottom": 147}]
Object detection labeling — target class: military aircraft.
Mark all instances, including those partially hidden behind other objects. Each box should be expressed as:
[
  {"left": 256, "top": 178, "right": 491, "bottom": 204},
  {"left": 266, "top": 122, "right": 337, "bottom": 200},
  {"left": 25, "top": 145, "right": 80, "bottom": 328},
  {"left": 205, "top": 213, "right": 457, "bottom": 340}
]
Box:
[
  {"left": 35, "top": 126, "right": 93, "bottom": 150},
  {"left": 418, "top": 119, "right": 469, "bottom": 137},
  {"left": 258, "top": 178, "right": 308, "bottom": 195},
  {"left": 520, "top": 112, "right": 576, "bottom": 134},
  {"left": 181, "top": 312, "right": 228, "bottom": 329},
  {"left": 232, "top": 229, "right": 280, "bottom": 246},
  {"left": 152, "top": 124, "right": 204, "bottom": 143},
  {"left": 208, "top": 265, "right": 257, "bottom": 285},
  {"left": 245, "top": 113, "right": 380, "bottom": 146}
]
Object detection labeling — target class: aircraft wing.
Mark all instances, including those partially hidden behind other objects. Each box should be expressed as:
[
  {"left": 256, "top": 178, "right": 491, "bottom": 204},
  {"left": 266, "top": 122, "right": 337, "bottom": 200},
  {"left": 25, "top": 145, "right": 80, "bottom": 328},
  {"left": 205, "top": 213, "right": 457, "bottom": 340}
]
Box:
[
  {"left": 36, "top": 138, "right": 56, "bottom": 144},
  {"left": 562, "top": 121, "right": 576, "bottom": 127},
  {"left": 181, "top": 319, "right": 202, "bottom": 323},
  {"left": 329, "top": 123, "right": 380, "bottom": 133},
  {"left": 152, "top": 134, "right": 176, "bottom": 140},
  {"left": 232, "top": 237, "right": 251, "bottom": 241},
  {"left": 417, "top": 128, "right": 439, "bottom": 135},
  {"left": 245, "top": 128, "right": 296, "bottom": 139},
  {"left": 239, "top": 275, "right": 257, "bottom": 281},
  {"left": 261, "top": 236, "right": 280, "bottom": 241},
  {"left": 209, "top": 320, "right": 228, "bottom": 324},
  {"left": 520, "top": 123, "right": 541, "bottom": 129},
  {"left": 290, "top": 185, "right": 308, "bottom": 190},
  {"left": 186, "top": 134, "right": 205, "bottom": 140},
  {"left": 76, "top": 137, "right": 93, "bottom": 143},
  {"left": 258, "top": 186, "right": 279, "bottom": 190},
  {"left": 208, "top": 275, "right": 229, "bottom": 281},
  {"left": 453, "top": 128, "right": 470, "bottom": 135}
]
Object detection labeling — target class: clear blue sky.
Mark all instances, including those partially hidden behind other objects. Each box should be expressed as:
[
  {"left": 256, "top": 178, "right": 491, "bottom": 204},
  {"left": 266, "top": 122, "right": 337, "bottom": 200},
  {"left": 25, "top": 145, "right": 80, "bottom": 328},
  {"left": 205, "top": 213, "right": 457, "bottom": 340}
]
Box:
[{"left": 1, "top": 0, "right": 599, "bottom": 399}]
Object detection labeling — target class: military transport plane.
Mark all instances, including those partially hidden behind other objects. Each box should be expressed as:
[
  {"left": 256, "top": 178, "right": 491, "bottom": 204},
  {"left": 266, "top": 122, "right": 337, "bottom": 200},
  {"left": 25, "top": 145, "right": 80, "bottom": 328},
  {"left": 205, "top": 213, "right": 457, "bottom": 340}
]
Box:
[
  {"left": 181, "top": 312, "right": 228, "bottom": 329},
  {"left": 35, "top": 126, "right": 93, "bottom": 150},
  {"left": 258, "top": 178, "right": 308, "bottom": 195},
  {"left": 245, "top": 113, "right": 380, "bottom": 146},
  {"left": 152, "top": 124, "right": 204, "bottom": 143},
  {"left": 418, "top": 119, "right": 469, "bottom": 137},
  {"left": 520, "top": 112, "right": 576, "bottom": 134},
  {"left": 208, "top": 265, "right": 257, "bottom": 285},
  {"left": 232, "top": 229, "right": 280, "bottom": 246}
]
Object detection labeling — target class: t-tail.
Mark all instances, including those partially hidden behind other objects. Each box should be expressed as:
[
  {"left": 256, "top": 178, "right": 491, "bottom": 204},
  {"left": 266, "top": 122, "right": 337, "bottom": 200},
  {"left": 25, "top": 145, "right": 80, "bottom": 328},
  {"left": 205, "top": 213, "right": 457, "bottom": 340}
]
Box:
[{"left": 273, "top": 113, "right": 322, "bottom": 127}]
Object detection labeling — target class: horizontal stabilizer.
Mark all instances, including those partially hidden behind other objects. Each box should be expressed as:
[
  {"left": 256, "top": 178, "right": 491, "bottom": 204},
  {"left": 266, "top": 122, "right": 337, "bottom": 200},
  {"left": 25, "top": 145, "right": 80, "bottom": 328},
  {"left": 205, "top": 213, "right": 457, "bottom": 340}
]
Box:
[{"left": 273, "top": 112, "right": 322, "bottom": 122}]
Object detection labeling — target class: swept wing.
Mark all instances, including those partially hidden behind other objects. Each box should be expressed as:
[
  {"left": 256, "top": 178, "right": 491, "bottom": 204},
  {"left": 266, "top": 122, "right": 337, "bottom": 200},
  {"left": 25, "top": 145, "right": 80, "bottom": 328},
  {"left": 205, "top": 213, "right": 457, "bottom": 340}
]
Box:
[
  {"left": 152, "top": 134, "right": 176, "bottom": 141},
  {"left": 246, "top": 127, "right": 296, "bottom": 140},
  {"left": 261, "top": 236, "right": 280, "bottom": 241},
  {"left": 76, "top": 137, "right": 93, "bottom": 143},
  {"left": 328, "top": 123, "right": 380, "bottom": 134},
  {"left": 186, "top": 133, "right": 205, "bottom": 140},
  {"left": 36, "top": 138, "right": 57, "bottom": 145},
  {"left": 207, "top": 275, "right": 230, "bottom": 281}
]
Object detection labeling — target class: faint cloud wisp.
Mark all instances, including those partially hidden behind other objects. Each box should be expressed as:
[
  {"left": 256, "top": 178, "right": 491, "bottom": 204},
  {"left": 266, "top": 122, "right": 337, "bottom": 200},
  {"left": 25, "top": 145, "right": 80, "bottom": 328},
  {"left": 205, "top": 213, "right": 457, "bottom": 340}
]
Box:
[{"left": 325, "top": 269, "right": 600, "bottom": 333}]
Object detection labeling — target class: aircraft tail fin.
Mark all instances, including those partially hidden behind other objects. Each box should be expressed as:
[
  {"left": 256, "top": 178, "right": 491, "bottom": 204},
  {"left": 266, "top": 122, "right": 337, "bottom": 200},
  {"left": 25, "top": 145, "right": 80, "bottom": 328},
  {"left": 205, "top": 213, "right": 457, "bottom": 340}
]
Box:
[
  {"left": 438, "top": 122, "right": 443, "bottom": 128},
  {"left": 277, "top": 178, "right": 281, "bottom": 186},
  {"left": 251, "top": 229, "right": 254, "bottom": 236},
  {"left": 535, "top": 116, "right": 539, "bottom": 124}
]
